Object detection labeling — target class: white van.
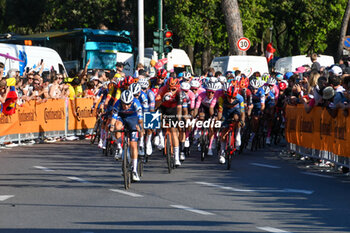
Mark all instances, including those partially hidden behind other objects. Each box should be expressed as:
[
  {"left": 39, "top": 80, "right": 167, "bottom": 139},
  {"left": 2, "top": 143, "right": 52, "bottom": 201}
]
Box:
[
  {"left": 210, "top": 55, "right": 269, "bottom": 77},
  {"left": 0, "top": 43, "right": 66, "bottom": 77},
  {"left": 274, "top": 55, "right": 335, "bottom": 73},
  {"left": 143, "top": 48, "right": 193, "bottom": 74}
]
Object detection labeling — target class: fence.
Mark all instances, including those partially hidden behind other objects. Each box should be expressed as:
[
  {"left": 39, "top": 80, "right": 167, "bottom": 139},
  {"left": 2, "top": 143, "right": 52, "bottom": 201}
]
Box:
[
  {"left": 0, "top": 98, "right": 96, "bottom": 144},
  {"left": 285, "top": 105, "right": 350, "bottom": 168}
]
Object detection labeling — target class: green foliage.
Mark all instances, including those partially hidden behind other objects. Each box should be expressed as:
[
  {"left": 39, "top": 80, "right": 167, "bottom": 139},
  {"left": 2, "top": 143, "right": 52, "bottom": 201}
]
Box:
[{"left": 0, "top": 0, "right": 348, "bottom": 66}]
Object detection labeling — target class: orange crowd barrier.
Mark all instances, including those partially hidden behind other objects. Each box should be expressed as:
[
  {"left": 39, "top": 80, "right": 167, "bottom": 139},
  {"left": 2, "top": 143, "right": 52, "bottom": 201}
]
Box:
[
  {"left": 285, "top": 105, "right": 350, "bottom": 157},
  {"left": 0, "top": 98, "right": 96, "bottom": 138}
]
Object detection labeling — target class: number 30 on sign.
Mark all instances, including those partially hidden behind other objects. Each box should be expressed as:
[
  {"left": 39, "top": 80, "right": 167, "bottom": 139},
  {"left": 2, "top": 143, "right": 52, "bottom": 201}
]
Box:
[{"left": 237, "top": 37, "right": 250, "bottom": 51}]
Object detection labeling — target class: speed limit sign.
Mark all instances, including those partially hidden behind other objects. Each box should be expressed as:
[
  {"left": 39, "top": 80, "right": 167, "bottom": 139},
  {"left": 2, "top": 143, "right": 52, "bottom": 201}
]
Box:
[{"left": 237, "top": 37, "right": 251, "bottom": 51}]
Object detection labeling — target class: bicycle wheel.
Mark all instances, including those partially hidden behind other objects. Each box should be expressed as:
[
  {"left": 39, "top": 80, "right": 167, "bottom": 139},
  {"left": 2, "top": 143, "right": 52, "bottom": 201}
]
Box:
[
  {"left": 165, "top": 133, "right": 172, "bottom": 173},
  {"left": 122, "top": 136, "right": 130, "bottom": 189},
  {"left": 226, "top": 132, "right": 233, "bottom": 170},
  {"left": 90, "top": 118, "right": 100, "bottom": 144},
  {"left": 200, "top": 132, "right": 206, "bottom": 161}
]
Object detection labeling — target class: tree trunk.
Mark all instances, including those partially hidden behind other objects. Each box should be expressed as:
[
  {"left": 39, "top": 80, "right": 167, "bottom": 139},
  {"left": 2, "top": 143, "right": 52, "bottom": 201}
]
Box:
[
  {"left": 202, "top": 49, "right": 209, "bottom": 72},
  {"left": 337, "top": 0, "right": 350, "bottom": 62},
  {"left": 187, "top": 45, "right": 194, "bottom": 70},
  {"left": 221, "top": 0, "right": 245, "bottom": 55}
]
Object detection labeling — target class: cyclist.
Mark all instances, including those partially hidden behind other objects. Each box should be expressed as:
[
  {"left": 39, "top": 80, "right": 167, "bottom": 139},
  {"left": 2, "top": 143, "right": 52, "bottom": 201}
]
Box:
[
  {"left": 150, "top": 69, "right": 167, "bottom": 96},
  {"left": 238, "top": 75, "right": 253, "bottom": 117},
  {"left": 194, "top": 82, "right": 219, "bottom": 156},
  {"left": 129, "top": 82, "right": 149, "bottom": 155},
  {"left": 139, "top": 78, "right": 156, "bottom": 155},
  {"left": 217, "top": 85, "right": 245, "bottom": 164},
  {"left": 155, "top": 77, "right": 183, "bottom": 166},
  {"left": 247, "top": 79, "right": 265, "bottom": 149},
  {"left": 179, "top": 81, "right": 195, "bottom": 161},
  {"left": 110, "top": 90, "right": 143, "bottom": 182},
  {"left": 264, "top": 77, "right": 277, "bottom": 144}
]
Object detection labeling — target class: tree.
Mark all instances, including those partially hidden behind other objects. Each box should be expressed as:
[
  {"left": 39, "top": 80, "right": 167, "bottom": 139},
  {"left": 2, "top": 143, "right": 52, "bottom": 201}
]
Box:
[
  {"left": 337, "top": 0, "right": 350, "bottom": 62},
  {"left": 221, "top": 0, "right": 245, "bottom": 55}
]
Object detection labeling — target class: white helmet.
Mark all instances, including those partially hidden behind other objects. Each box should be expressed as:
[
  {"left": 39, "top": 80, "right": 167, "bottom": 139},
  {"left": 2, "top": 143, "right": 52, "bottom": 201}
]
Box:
[
  {"left": 121, "top": 90, "right": 134, "bottom": 104},
  {"left": 215, "top": 82, "right": 222, "bottom": 90},
  {"left": 223, "top": 82, "right": 232, "bottom": 92},
  {"left": 190, "top": 80, "right": 201, "bottom": 88},
  {"left": 218, "top": 76, "right": 227, "bottom": 84},
  {"left": 209, "top": 76, "right": 218, "bottom": 83},
  {"left": 250, "top": 79, "right": 260, "bottom": 89},
  {"left": 206, "top": 82, "right": 216, "bottom": 91},
  {"left": 180, "top": 82, "right": 191, "bottom": 91},
  {"left": 183, "top": 72, "right": 192, "bottom": 80},
  {"left": 129, "top": 83, "right": 141, "bottom": 95},
  {"left": 138, "top": 78, "right": 149, "bottom": 89},
  {"left": 267, "top": 77, "right": 276, "bottom": 85}
]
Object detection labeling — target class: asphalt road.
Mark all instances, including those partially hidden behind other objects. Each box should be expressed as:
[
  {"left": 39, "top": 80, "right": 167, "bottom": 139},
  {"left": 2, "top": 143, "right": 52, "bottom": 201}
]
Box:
[{"left": 0, "top": 140, "right": 350, "bottom": 233}]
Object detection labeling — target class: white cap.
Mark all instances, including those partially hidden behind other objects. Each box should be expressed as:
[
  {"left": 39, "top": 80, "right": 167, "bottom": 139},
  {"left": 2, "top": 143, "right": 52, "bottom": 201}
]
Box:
[{"left": 330, "top": 66, "right": 342, "bottom": 76}]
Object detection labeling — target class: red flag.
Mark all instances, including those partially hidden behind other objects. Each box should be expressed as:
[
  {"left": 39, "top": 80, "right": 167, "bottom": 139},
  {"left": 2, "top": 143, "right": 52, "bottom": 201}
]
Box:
[
  {"left": 2, "top": 86, "right": 18, "bottom": 116},
  {"left": 265, "top": 43, "right": 276, "bottom": 63}
]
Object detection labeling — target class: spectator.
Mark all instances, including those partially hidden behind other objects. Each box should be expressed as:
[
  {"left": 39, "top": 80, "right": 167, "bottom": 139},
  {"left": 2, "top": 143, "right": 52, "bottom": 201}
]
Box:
[
  {"left": 0, "top": 79, "right": 9, "bottom": 103},
  {"left": 310, "top": 53, "right": 321, "bottom": 71},
  {"left": 49, "top": 75, "right": 63, "bottom": 99}
]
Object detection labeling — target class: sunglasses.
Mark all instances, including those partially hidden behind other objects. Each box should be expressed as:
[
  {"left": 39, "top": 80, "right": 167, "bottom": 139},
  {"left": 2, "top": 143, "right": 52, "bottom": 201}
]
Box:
[
  {"left": 268, "top": 84, "right": 274, "bottom": 87},
  {"left": 191, "top": 88, "right": 198, "bottom": 91},
  {"left": 169, "top": 88, "right": 177, "bottom": 92},
  {"left": 207, "top": 91, "right": 215, "bottom": 94},
  {"left": 122, "top": 102, "right": 132, "bottom": 106},
  {"left": 28, "top": 78, "right": 33, "bottom": 80}
]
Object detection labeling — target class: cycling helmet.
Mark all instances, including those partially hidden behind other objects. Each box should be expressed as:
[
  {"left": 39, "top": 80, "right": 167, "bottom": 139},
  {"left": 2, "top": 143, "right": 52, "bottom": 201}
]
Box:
[
  {"left": 218, "top": 76, "right": 227, "bottom": 84},
  {"left": 284, "top": 72, "right": 294, "bottom": 80},
  {"left": 267, "top": 77, "right": 276, "bottom": 85},
  {"left": 183, "top": 72, "right": 192, "bottom": 80},
  {"left": 206, "top": 82, "right": 216, "bottom": 91},
  {"left": 258, "top": 79, "right": 266, "bottom": 87},
  {"left": 124, "top": 76, "right": 134, "bottom": 86},
  {"left": 227, "top": 85, "right": 239, "bottom": 98},
  {"left": 223, "top": 82, "right": 232, "bottom": 92},
  {"left": 239, "top": 76, "right": 249, "bottom": 89},
  {"left": 167, "top": 77, "right": 180, "bottom": 88},
  {"left": 180, "top": 82, "right": 191, "bottom": 91},
  {"left": 190, "top": 80, "right": 201, "bottom": 89},
  {"left": 177, "top": 72, "right": 184, "bottom": 78},
  {"left": 276, "top": 73, "right": 283, "bottom": 81},
  {"left": 129, "top": 83, "right": 141, "bottom": 95},
  {"left": 250, "top": 79, "right": 260, "bottom": 89},
  {"left": 230, "top": 80, "right": 238, "bottom": 87},
  {"left": 215, "top": 82, "right": 223, "bottom": 90},
  {"left": 157, "top": 69, "right": 167, "bottom": 78},
  {"left": 139, "top": 78, "right": 149, "bottom": 89},
  {"left": 121, "top": 90, "right": 134, "bottom": 104},
  {"left": 279, "top": 80, "right": 288, "bottom": 90},
  {"left": 209, "top": 76, "right": 218, "bottom": 83},
  {"left": 262, "top": 85, "right": 270, "bottom": 94},
  {"left": 261, "top": 73, "right": 270, "bottom": 82}
]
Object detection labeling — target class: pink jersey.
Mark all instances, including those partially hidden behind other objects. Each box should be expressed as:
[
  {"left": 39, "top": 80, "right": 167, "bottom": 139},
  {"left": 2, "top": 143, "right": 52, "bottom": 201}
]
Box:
[
  {"left": 193, "top": 87, "right": 206, "bottom": 99},
  {"left": 215, "top": 89, "right": 224, "bottom": 98},
  {"left": 195, "top": 91, "right": 218, "bottom": 109}
]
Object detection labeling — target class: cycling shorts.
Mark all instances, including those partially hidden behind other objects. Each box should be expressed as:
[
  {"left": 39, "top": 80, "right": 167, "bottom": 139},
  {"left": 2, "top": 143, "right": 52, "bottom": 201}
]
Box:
[{"left": 115, "top": 116, "right": 140, "bottom": 142}]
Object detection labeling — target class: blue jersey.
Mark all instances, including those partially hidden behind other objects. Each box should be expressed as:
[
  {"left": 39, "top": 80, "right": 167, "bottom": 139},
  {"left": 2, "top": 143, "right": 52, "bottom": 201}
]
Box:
[
  {"left": 96, "top": 86, "right": 109, "bottom": 109},
  {"left": 146, "top": 89, "right": 155, "bottom": 112},
  {"left": 112, "top": 98, "right": 143, "bottom": 120},
  {"left": 265, "top": 89, "right": 275, "bottom": 107},
  {"left": 251, "top": 87, "right": 265, "bottom": 109},
  {"left": 138, "top": 91, "right": 149, "bottom": 112}
]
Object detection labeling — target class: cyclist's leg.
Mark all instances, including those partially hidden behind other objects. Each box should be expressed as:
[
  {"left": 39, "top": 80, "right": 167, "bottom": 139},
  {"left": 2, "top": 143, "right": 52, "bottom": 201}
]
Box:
[{"left": 124, "top": 116, "right": 141, "bottom": 181}]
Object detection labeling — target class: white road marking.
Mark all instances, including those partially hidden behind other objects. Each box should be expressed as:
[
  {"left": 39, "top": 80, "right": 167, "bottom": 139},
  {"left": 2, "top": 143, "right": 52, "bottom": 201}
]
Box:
[
  {"left": 301, "top": 172, "right": 334, "bottom": 179},
  {"left": 251, "top": 163, "right": 280, "bottom": 169},
  {"left": 34, "top": 166, "right": 54, "bottom": 172},
  {"left": 195, "top": 182, "right": 313, "bottom": 195},
  {"left": 67, "top": 177, "right": 90, "bottom": 183},
  {"left": 109, "top": 189, "right": 144, "bottom": 198},
  {"left": 0, "top": 195, "right": 14, "bottom": 201},
  {"left": 257, "top": 226, "right": 291, "bottom": 232},
  {"left": 170, "top": 204, "right": 215, "bottom": 216}
]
